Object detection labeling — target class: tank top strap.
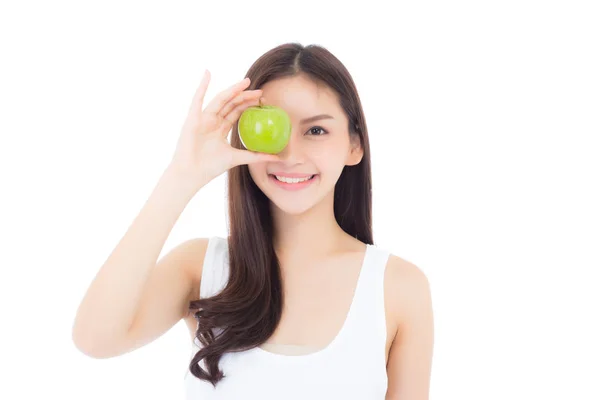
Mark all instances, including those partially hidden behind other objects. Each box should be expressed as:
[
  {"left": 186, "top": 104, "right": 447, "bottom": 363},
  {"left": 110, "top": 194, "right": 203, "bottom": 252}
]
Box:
[{"left": 337, "top": 243, "right": 391, "bottom": 351}]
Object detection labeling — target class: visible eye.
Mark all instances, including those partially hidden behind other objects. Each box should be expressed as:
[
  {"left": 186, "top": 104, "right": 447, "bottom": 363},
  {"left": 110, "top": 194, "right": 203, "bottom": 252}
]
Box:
[{"left": 306, "top": 126, "right": 329, "bottom": 136}]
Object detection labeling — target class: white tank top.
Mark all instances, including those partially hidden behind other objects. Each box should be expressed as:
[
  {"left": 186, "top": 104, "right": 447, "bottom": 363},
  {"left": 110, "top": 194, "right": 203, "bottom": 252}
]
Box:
[{"left": 183, "top": 236, "right": 390, "bottom": 399}]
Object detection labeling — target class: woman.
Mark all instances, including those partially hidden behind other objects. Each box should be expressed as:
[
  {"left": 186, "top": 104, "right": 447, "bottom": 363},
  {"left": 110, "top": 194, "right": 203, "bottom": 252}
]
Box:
[{"left": 72, "top": 42, "right": 434, "bottom": 399}]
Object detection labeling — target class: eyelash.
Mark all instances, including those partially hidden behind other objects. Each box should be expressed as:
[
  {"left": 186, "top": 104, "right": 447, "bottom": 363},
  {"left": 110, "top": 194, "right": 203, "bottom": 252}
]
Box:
[{"left": 306, "top": 126, "right": 329, "bottom": 136}]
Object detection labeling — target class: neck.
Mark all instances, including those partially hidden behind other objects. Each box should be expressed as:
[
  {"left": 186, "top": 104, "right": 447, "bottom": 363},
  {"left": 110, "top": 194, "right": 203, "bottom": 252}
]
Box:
[{"left": 270, "top": 191, "right": 345, "bottom": 261}]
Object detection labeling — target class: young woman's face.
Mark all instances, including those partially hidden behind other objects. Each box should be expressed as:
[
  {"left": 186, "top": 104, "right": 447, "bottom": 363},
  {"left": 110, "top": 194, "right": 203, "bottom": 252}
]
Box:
[{"left": 247, "top": 74, "right": 363, "bottom": 216}]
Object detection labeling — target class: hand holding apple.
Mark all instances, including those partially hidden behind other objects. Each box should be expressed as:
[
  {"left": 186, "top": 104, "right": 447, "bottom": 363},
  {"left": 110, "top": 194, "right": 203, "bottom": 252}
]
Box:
[
  {"left": 238, "top": 98, "right": 291, "bottom": 154},
  {"left": 168, "top": 71, "right": 282, "bottom": 192}
]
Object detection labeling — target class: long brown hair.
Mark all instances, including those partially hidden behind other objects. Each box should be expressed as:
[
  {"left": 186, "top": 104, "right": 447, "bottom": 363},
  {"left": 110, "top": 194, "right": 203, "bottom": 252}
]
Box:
[{"left": 188, "top": 42, "right": 373, "bottom": 387}]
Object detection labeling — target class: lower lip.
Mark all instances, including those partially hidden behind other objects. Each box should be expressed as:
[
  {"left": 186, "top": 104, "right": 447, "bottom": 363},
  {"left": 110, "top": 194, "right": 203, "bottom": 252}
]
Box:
[{"left": 269, "top": 174, "right": 317, "bottom": 191}]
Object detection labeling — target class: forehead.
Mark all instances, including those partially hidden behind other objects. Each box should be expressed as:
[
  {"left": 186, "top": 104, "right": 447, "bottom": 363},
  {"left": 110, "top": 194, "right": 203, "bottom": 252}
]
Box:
[{"left": 259, "top": 75, "right": 342, "bottom": 120}]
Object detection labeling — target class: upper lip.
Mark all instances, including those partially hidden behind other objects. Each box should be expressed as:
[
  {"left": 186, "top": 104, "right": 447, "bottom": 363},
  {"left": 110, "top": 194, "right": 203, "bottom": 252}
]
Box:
[{"left": 270, "top": 172, "right": 315, "bottom": 178}]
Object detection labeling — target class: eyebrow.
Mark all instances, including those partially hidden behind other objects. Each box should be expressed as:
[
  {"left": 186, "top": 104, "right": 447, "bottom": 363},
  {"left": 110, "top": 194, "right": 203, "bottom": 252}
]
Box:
[{"left": 300, "top": 114, "right": 335, "bottom": 124}]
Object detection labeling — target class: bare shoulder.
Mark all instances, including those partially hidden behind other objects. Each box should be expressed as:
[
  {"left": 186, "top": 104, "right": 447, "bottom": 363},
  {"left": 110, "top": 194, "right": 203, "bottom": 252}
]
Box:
[
  {"left": 177, "top": 237, "right": 211, "bottom": 341},
  {"left": 383, "top": 253, "right": 434, "bottom": 397},
  {"left": 156, "top": 237, "right": 211, "bottom": 309},
  {"left": 176, "top": 237, "right": 211, "bottom": 301},
  {"left": 384, "top": 253, "right": 432, "bottom": 327}
]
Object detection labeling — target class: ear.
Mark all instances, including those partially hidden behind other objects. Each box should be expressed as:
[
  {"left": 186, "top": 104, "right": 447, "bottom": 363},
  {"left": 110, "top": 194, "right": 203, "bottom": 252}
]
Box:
[{"left": 346, "top": 134, "right": 364, "bottom": 166}]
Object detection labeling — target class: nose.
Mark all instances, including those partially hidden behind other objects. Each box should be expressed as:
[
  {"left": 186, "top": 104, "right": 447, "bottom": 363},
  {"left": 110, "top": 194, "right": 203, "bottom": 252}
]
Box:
[{"left": 277, "top": 131, "right": 304, "bottom": 165}]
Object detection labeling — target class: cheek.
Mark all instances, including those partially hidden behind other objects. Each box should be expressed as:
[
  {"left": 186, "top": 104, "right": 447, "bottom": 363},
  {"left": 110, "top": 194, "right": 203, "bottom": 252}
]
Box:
[
  {"left": 310, "top": 144, "right": 348, "bottom": 174},
  {"left": 247, "top": 164, "right": 264, "bottom": 185},
  {"left": 309, "top": 146, "right": 330, "bottom": 161}
]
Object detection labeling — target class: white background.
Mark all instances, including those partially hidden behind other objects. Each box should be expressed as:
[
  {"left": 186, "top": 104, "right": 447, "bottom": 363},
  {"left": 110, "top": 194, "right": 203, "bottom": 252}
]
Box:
[{"left": 1, "top": 0, "right": 598, "bottom": 399}]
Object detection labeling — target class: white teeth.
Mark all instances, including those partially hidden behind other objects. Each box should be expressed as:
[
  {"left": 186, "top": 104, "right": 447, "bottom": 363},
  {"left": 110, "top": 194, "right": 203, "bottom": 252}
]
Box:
[{"left": 274, "top": 175, "right": 312, "bottom": 183}]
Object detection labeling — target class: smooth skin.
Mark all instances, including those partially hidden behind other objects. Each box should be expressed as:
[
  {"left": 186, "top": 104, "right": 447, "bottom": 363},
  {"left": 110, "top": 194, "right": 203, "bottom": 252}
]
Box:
[
  {"left": 72, "top": 71, "right": 434, "bottom": 400},
  {"left": 72, "top": 72, "right": 280, "bottom": 356}
]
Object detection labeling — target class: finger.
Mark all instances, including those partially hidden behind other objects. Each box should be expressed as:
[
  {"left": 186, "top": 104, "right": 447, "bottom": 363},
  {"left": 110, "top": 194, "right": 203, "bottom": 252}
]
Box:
[
  {"left": 219, "top": 89, "right": 262, "bottom": 120},
  {"left": 188, "top": 69, "right": 211, "bottom": 115},
  {"left": 217, "top": 95, "right": 262, "bottom": 137},
  {"left": 203, "top": 77, "right": 251, "bottom": 116},
  {"left": 230, "top": 148, "right": 282, "bottom": 168}
]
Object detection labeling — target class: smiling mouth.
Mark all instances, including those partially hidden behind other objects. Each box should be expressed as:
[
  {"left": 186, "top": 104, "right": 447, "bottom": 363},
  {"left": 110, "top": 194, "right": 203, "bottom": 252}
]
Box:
[{"left": 269, "top": 174, "right": 316, "bottom": 182}]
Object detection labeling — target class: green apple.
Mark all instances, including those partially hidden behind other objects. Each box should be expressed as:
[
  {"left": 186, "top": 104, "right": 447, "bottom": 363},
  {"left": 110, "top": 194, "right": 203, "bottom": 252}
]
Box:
[{"left": 238, "top": 103, "right": 291, "bottom": 154}]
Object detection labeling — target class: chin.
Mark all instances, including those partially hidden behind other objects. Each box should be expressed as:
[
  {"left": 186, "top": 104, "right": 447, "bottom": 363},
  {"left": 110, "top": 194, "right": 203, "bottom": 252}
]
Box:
[{"left": 269, "top": 199, "right": 318, "bottom": 216}]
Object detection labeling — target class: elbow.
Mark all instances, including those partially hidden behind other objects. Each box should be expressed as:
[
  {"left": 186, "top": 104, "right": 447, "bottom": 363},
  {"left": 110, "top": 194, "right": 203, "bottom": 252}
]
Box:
[{"left": 72, "top": 325, "right": 119, "bottom": 359}]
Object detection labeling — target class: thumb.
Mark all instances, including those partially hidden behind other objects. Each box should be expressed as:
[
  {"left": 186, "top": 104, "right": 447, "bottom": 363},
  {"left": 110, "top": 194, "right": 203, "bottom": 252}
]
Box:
[{"left": 231, "top": 148, "right": 281, "bottom": 167}]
